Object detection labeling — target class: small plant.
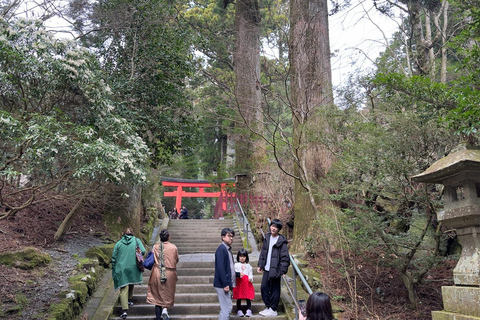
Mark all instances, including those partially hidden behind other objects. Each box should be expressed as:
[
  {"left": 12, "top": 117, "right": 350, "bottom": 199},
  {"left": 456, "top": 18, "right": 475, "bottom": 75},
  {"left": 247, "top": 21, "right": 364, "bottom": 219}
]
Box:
[
  {"left": 304, "top": 235, "right": 318, "bottom": 258},
  {"left": 331, "top": 294, "right": 345, "bottom": 301}
]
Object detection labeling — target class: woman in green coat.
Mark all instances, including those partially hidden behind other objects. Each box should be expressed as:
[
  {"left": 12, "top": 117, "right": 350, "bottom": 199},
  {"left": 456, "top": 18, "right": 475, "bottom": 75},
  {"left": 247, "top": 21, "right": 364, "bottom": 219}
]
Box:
[{"left": 112, "top": 228, "right": 146, "bottom": 319}]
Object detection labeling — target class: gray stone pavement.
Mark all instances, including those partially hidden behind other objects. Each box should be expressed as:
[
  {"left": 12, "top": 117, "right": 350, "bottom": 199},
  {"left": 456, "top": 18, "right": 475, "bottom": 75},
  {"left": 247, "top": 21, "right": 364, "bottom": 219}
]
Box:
[{"left": 179, "top": 253, "right": 215, "bottom": 262}]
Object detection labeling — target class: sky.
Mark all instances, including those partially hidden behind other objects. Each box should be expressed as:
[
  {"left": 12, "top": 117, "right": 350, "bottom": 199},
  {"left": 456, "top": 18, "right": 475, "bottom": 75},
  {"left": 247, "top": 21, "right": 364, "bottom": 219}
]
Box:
[
  {"left": 328, "top": 0, "right": 402, "bottom": 88},
  {"left": 23, "top": 0, "right": 401, "bottom": 90}
]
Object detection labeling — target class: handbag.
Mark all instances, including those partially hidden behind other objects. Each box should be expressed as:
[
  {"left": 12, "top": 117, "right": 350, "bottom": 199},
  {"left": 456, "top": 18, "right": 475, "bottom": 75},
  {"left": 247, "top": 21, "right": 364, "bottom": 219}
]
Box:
[
  {"left": 135, "top": 239, "right": 145, "bottom": 273},
  {"left": 159, "top": 242, "right": 167, "bottom": 282},
  {"left": 143, "top": 250, "right": 155, "bottom": 270}
]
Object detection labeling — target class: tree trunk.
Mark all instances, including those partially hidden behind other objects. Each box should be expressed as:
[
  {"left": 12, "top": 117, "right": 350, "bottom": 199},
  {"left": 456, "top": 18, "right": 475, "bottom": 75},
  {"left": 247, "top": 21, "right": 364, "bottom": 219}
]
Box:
[
  {"left": 54, "top": 197, "right": 84, "bottom": 241},
  {"left": 440, "top": 1, "right": 449, "bottom": 83},
  {"left": 233, "top": 0, "right": 264, "bottom": 196},
  {"left": 289, "top": 0, "right": 334, "bottom": 252},
  {"left": 425, "top": 11, "right": 436, "bottom": 79},
  {"left": 409, "top": 2, "right": 430, "bottom": 75},
  {"left": 400, "top": 271, "right": 418, "bottom": 307}
]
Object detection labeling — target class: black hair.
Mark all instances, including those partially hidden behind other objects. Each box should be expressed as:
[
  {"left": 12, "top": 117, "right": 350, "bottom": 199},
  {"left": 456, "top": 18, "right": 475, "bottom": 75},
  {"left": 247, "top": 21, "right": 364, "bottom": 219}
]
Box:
[
  {"left": 270, "top": 218, "right": 283, "bottom": 231},
  {"left": 160, "top": 229, "right": 170, "bottom": 242},
  {"left": 221, "top": 227, "right": 235, "bottom": 237},
  {"left": 305, "top": 291, "right": 334, "bottom": 320},
  {"left": 237, "top": 248, "right": 249, "bottom": 263},
  {"left": 123, "top": 227, "right": 134, "bottom": 236}
]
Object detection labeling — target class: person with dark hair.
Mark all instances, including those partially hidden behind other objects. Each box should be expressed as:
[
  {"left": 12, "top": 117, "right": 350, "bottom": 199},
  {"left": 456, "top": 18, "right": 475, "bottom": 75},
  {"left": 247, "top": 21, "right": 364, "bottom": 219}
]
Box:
[
  {"left": 180, "top": 206, "right": 189, "bottom": 219},
  {"left": 172, "top": 208, "right": 179, "bottom": 219},
  {"left": 298, "top": 292, "right": 335, "bottom": 320},
  {"left": 214, "top": 227, "right": 236, "bottom": 320},
  {"left": 257, "top": 218, "right": 290, "bottom": 317},
  {"left": 146, "top": 229, "right": 179, "bottom": 320},
  {"left": 233, "top": 248, "right": 255, "bottom": 317},
  {"left": 112, "top": 227, "right": 146, "bottom": 319}
]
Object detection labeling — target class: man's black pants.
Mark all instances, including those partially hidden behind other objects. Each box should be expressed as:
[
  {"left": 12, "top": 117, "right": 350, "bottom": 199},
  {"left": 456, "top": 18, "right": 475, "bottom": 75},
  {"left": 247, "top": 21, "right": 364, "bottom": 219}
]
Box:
[{"left": 260, "top": 270, "right": 281, "bottom": 311}]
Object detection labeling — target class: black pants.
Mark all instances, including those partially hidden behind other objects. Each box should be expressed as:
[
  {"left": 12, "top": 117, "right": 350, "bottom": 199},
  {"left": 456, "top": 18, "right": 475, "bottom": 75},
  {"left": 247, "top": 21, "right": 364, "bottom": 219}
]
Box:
[
  {"left": 237, "top": 299, "right": 252, "bottom": 311},
  {"left": 260, "top": 270, "right": 281, "bottom": 311}
]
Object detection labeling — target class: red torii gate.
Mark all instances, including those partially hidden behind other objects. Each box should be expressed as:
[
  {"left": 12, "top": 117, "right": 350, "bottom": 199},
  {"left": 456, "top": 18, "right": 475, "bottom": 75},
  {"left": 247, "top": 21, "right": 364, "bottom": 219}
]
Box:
[{"left": 161, "top": 178, "right": 235, "bottom": 216}]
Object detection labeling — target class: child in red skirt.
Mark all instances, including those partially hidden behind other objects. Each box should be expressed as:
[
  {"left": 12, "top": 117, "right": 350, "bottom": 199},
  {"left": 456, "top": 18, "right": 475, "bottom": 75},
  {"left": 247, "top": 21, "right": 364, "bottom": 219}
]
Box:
[{"left": 233, "top": 248, "right": 255, "bottom": 317}]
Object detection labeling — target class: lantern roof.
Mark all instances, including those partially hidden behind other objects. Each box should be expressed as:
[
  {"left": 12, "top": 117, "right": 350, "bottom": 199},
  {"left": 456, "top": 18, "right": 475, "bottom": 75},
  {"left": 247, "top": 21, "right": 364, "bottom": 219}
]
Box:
[{"left": 412, "top": 143, "right": 480, "bottom": 184}]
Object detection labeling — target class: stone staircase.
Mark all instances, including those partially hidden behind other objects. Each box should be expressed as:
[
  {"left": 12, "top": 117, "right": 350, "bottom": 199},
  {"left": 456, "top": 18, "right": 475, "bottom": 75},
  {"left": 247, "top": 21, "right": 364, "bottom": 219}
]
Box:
[{"left": 109, "top": 218, "right": 287, "bottom": 320}]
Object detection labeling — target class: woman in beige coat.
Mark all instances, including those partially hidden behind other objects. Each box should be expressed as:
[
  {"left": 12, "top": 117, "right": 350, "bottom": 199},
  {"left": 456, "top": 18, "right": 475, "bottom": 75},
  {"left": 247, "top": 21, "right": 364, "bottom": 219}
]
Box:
[{"left": 146, "top": 229, "right": 179, "bottom": 320}]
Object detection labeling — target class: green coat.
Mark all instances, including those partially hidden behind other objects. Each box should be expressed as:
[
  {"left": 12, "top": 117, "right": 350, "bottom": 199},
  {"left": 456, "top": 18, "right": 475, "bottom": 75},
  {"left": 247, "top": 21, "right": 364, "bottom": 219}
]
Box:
[{"left": 112, "top": 234, "right": 146, "bottom": 290}]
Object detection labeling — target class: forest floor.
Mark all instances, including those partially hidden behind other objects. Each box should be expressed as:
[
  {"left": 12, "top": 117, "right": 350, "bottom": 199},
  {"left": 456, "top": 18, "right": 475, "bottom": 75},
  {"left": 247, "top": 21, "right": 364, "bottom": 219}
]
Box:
[
  {"left": 305, "top": 251, "right": 457, "bottom": 320},
  {"left": 0, "top": 199, "right": 109, "bottom": 320},
  {"left": 0, "top": 200, "right": 457, "bottom": 320}
]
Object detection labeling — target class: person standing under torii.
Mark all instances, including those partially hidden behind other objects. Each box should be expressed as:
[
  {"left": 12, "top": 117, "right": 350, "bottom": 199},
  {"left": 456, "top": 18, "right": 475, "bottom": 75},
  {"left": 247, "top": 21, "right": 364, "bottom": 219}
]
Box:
[{"left": 180, "top": 205, "right": 189, "bottom": 219}]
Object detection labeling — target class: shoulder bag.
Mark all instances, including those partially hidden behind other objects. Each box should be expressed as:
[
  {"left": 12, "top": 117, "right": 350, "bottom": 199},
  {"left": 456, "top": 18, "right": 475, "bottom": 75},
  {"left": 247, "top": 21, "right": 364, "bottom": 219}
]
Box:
[{"left": 135, "top": 238, "right": 145, "bottom": 273}]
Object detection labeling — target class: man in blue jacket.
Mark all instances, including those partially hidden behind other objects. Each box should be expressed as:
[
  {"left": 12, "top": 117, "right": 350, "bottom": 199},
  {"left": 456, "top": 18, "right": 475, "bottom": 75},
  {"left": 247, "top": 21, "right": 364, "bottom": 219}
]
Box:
[{"left": 214, "top": 227, "right": 236, "bottom": 320}]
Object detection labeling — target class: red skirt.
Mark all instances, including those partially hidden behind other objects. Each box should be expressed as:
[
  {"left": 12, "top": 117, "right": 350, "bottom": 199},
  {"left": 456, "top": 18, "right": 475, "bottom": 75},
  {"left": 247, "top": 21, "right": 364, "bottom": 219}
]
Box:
[{"left": 233, "top": 276, "right": 255, "bottom": 300}]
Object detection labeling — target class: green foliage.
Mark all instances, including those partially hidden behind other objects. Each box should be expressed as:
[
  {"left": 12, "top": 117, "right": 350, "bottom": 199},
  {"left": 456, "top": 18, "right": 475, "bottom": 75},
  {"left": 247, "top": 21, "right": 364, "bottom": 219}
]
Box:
[
  {"left": 323, "top": 72, "right": 457, "bottom": 304},
  {"left": 0, "top": 247, "right": 51, "bottom": 270},
  {"left": 70, "top": 0, "right": 200, "bottom": 167},
  {"left": 2, "top": 292, "right": 29, "bottom": 315},
  {"left": 374, "top": 72, "right": 480, "bottom": 139},
  {"left": 0, "top": 18, "right": 149, "bottom": 188},
  {"left": 85, "top": 244, "right": 115, "bottom": 268},
  {"left": 47, "top": 261, "right": 104, "bottom": 320}
]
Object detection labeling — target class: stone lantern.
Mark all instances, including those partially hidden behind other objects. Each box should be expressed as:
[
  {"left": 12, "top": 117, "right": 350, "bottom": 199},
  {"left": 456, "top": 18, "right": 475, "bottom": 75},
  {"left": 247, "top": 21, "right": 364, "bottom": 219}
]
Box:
[{"left": 412, "top": 143, "right": 480, "bottom": 320}]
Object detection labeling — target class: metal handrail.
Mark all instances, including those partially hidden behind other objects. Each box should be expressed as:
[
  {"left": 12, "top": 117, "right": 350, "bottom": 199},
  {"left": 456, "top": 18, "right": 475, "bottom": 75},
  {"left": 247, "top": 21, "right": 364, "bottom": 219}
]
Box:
[
  {"left": 232, "top": 198, "right": 251, "bottom": 251},
  {"left": 263, "top": 218, "right": 313, "bottom": 320}
]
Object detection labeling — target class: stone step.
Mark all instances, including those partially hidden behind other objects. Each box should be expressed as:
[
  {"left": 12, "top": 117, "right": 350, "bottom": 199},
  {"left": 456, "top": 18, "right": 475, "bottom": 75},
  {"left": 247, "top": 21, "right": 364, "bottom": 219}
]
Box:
[
  {"left": 168, "top": 225, "right": 239, "bottom": 232},
  {"left": 113, "top": 302, "right": 284, "bottom": 315},
  {"left": 109, "top": 315, "right": 283, "bottom": 320},
  {"left": 171, "top": 238, "right": 242, "bottom": 243},
  {"left": 133, "top": 283, "right": 264, "bottom": 295},
  {"left": 168, "top": 224, "right": 239, "bottom": 229},
  {"left": 171, "top": 236, "right": 241, "bottom": 242},
  {"left": 176, "top": 260, "right": 259, "bottom": 269},
  {"left": 130, "top": 292, "right": 264, "bottom": 304},
  {"left": 143, "top": 267, "right": 260, "bottom": 277},
  {"left": 109, "top": 218, "right": 287, "bottom": 320},
  {"left": 168, "top": 222, "right": 238, "bottom": 228},
  {"left": 173, "top": 241, "right": 243, "bottom": 246},
  {"left": 177, "top": 248, "right": 243, "bottom": 255},
  {"left": 168, "top": 219, "right": 237, "bottom": 223},
  {"left": 141, "top": 275, "right": 263, "bottom": 285}
]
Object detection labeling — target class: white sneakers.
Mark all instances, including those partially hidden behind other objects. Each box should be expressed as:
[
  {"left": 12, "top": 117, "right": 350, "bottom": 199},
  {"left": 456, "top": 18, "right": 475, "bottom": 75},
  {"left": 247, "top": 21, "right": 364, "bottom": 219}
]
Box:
[
  {"left": 162, "top": 308, "right": 170, "bottom": 320},
  {"left": 259, "top": 307, "right": 277, "bottom": 317},
  {"left": 259, "top": 308, "right": 269, "bottom": 315},
  {"left": 237, "top": 309, "right": 253, "bottom": 317}
]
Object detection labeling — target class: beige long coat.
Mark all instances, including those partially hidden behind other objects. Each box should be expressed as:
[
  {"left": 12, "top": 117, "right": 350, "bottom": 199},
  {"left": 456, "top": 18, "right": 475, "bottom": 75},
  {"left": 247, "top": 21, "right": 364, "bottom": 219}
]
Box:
[{"left": 146, "top": 241, "right": 179, "bottom": 307}]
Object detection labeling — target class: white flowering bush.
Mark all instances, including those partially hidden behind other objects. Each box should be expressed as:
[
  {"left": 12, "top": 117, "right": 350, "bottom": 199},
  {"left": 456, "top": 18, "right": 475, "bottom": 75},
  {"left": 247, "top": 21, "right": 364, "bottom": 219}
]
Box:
[{"left": 0, "top": 18, "right": 149, "bottom": 218}]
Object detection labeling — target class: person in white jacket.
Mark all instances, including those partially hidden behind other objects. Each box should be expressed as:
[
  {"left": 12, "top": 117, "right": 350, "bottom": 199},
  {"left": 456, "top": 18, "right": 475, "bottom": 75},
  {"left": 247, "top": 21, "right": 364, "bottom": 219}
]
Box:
[{"left": 232, "top": 249, "right": 255, "bottom": 317}]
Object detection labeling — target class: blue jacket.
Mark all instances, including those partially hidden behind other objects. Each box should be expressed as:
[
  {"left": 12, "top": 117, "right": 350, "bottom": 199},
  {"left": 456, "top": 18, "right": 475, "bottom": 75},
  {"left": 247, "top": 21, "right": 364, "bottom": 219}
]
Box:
[{"left": 214, "top": 243, "right": 234, "bottom": 289}]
